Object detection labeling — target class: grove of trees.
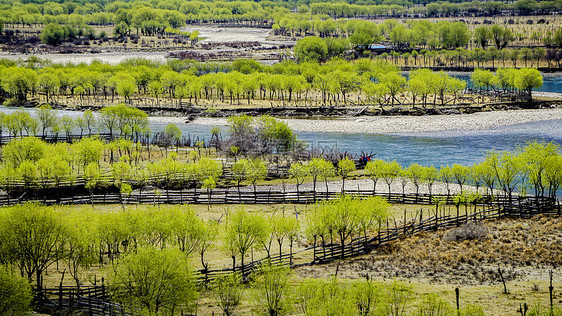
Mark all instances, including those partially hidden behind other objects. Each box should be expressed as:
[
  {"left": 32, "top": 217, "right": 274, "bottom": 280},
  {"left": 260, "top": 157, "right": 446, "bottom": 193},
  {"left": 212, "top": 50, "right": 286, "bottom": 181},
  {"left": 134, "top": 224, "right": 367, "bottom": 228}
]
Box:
[{"left": 0, "top": 57, "right": 544, "bottom": 109}]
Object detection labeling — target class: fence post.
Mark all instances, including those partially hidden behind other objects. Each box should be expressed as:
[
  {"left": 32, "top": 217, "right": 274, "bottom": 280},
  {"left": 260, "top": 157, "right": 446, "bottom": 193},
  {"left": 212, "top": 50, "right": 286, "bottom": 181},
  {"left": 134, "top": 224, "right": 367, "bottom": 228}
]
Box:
[
  {"left": 58, "top": 282, "right": 63, "bottom": 309},
  {"left": 455, "top": 288, "right": 460, "bottom": 316},
  {"left": 101, "top": 277, "right": 106, "bottom": 300},
  {"left": 403, "top": 210, "right": 407, "bottom": 235},
  {"left": 313, "top": 236, "right": 317, "bottom": 262},
  {"left": 378, "top": 223, "right": 381, "bottom": 246}
]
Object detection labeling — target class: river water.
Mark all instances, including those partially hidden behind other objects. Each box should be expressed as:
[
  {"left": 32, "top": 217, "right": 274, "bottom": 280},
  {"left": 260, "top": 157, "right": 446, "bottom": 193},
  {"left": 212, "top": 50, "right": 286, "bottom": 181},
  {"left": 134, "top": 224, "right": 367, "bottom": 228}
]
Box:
[
  {"left": 451, "top": 75, "right": 562, "bottom": 94},
  {"left": 3, "top": 105, "right": 558, "bottom": 167},
  {"left": 154, "top": 119, "right": 562, "bottom": 167}
]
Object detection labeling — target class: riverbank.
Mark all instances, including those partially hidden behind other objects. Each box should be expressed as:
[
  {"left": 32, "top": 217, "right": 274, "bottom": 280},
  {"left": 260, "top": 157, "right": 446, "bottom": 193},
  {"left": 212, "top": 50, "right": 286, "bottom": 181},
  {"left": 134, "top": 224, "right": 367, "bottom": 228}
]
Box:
[{"left": 187, "top": 108, "right": 562, "bottom": 134}]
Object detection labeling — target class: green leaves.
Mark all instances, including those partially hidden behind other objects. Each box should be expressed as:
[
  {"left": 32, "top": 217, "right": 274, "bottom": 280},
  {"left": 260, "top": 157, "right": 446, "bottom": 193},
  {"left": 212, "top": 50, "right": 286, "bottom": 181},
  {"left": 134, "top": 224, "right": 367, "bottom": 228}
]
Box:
[
  {"left": 0, "top": 266, "right": 33, "bottom": 316},
  {"left": 306, "top": 196, "right": 389, "bottom": 244},
  {"left": 39, "top": 23, "right": 67, "bottom": 45},
  {"left": 223, "top": 208, "right": 268, "bottom": 262},
  {"left": 3, "top": 137, "right": 46, "bottom": 167},
  {"left": 72, "top": 136, "right": 104, "bottom": 168},
  {"left": 294, "top": 36, "right": 328, "bottom": 63},
  {"left": 109, "top": 247, "right": 197, "bottom": 315},
  {"left": 0, "top": 204, "right": 68, "bottom": 288},
  {"left": 227, "top": 115, "right": 296, "bottom": 154}
]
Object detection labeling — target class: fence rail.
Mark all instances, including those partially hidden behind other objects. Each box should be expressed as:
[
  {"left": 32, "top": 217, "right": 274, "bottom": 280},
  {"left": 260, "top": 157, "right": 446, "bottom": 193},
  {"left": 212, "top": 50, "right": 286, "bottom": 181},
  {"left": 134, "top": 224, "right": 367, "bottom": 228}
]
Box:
[
  {"left": 35, "top": 195, "right": 558, "bottom": 315},
  {"left": 4, "top": 189, "right": 555, "bottom": 210}
]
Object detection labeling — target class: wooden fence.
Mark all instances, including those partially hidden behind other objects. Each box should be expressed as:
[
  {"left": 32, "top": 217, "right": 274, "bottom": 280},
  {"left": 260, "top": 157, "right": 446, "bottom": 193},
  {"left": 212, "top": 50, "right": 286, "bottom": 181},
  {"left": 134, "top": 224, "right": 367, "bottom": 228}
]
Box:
[
  {"left": 0, "top": 164, "right": 292, "bottom": 191},
  {"left": 311, "top": 196, "right": 557, "bottom": 264},
  {"left": 35, "top": 195, "right": 557, "bottom": 315},
  {"left": 4, "top": 188, "right": 555, "bottom": 210},
  {"left": 37, "top": 282, "right": 130, "bottom": 316}
]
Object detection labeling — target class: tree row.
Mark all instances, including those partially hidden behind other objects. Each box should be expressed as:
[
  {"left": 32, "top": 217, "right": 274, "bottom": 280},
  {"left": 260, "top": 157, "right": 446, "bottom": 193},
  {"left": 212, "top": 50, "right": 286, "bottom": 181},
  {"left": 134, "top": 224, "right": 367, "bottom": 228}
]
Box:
[{"left": 0, "top": 58, "right": 543, "bottom": 109}]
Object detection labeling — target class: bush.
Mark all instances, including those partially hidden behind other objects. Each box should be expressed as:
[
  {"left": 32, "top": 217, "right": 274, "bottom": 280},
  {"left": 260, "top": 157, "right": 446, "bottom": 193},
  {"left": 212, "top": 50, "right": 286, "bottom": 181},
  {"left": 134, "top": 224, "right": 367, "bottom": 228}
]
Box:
[
  {"left": 40, "top": 23, "right": 66, "bottom": 45},
  {"left": 416, "top": 293, "right": 453, "bottom": 316},
  {"left": 213, "top": 274, "right": 244, "bottom": 316},
  {"left": 0, "top": 266, "right": 33, "bottom": 315},
  {"left": 461, "top": 304, "right": 486, "bottom": 316},
  {"left": 443, "top": 221, "right": 489, "bottom": 242}
]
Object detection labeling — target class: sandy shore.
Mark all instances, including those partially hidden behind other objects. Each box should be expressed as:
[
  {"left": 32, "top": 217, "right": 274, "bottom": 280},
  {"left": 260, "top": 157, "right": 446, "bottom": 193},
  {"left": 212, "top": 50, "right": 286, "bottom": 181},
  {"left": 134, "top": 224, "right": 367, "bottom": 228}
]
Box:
[{"left": 190, "top": 108, "right": 562, "bottom": 134}]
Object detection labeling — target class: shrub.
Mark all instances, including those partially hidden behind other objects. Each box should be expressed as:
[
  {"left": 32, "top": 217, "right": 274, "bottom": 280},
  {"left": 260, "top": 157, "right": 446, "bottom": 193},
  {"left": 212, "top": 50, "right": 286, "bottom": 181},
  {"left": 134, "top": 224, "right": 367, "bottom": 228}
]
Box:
[
  {"left": 461, "top": 304, "right": 486, "bottom": 316},
  {"left": 213, "top": 274, "right": 244, "bottom": 316},
  {"left": 0, "top": 266, "right": 33, "bottom": 315},
  {"left": 443, "top": 221, "right": 490, "bottom": 242},
  {"left": 416, "top": 293, "right": 453, "bottom": 316}
]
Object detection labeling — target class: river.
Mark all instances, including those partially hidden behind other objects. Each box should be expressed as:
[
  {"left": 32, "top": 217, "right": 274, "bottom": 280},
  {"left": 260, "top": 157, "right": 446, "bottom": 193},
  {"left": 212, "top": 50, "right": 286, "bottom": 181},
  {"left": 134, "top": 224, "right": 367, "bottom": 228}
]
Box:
[
  {"left": 1, "top": 106, "right": 560, "bottom": 167},
  {"left": 155, "top": 119, "right": 562, "bottom": 167},
  {"left": 451, "top": 75, "right": 562, "bottom": 94}
]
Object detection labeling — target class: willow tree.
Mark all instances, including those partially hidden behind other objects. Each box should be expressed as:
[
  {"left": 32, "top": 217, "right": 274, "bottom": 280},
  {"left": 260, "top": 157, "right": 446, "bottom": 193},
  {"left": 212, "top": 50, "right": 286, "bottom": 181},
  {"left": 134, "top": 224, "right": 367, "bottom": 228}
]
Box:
[
  {"left": 109, "top": 248, "right": 198, "bottom": 315},
  {"left": 338, "top": 158, "right": 356, "bottom": 192},
  {"left": 0, "top": 204, "right": 68, "bottom": 289},
  {"left": 222, "top": 208, "right": 267, "bottom": 276},
  {"left": 484, "top": 150, "right": 524, "bottom": 202},
  {"left": 405, "top": 163, "right": 424, "bottom": 200},
  {"left": 308, "top": 196, "right": 388, "bottom": 260},
  {"left": 308, "top": 157, "right": 334, "bottom": 195},
  {"left": 380, "top": 160, "right": 401, "bottom": 198},
  {"left": 365, "top": 159, "right": 386, "bottom": 194},
  {"left": 289, "top": 162, "right": 309, "bottom": 197}
]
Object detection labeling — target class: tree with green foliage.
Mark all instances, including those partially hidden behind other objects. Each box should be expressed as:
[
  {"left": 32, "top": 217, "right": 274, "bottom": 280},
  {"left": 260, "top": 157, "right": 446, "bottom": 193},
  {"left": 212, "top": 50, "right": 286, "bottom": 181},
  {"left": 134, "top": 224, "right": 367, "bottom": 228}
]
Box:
[
  {"left": 113, "top": 21, "right": 129, "bottom": 37},
  {"left": 439, "top": 165, "right": 454, "bottom": 197},
  {"left": 308, "top": 157, "right": 334, "bottom": 194},
  {"left": 338, "top": 158, "right": 356, "bottom": 192},
  {"left": 270, "top": 214, "right": 299, "bottom": 259},
  {"left": 84, "top": 162, "right": 103, "bottom": 203},
  {"left": 365, "top": 159, "right": 385, "bottom": 194},
  {"left": 213, "top": 273, "right": 244, "bottom": 316},
  {"left": 37, "top": 72, "right": 60, "bottom": 104},
  {"left": 289, "top": 162, "right": 309, "bottom": 197},
  {"left": 474, "top": 26, "right": 490, "bottom": 49},
  {"left": 40, "top": 23, "right": 66, "bottom": 45},
  {"left": 309, "top": 196, "right": 388, "bottom": 260},
  {"left": 451, "top": 164, "right": 470, "bottom": 194},
  {"left": 294, "top": 36, "right": 328, "bottom": 63},
  {"left": 116, "top": 77, "right": 136, "bottom": 104},
  {"left": 1, "top": 67, "right": 37, "bottom": 101},
  {"left": 109, "top": 248, "right": 198, "bottom": 315},
  {"left": 64, "top": 210, "right": 98, "bottom": 287},
  {"left": 520, "top": 142, "right": 559, "bottom": 198},
  {"left": 485, "top": 150, "right": 524, "bottom": 202},
  {"left": 164, "top": 123, "right": 182, "bottom": 153},
  {"left": 381, "top": 72, "right": 406, "bottom": 105},
  {"left": 471, "top": 69, "right": 498, "bottom": 91},
  {"left": 3, "top": 137, "right": 46, "bottom": 167},
  {"left": 246, "top": 158, "right": 267, "bottom": 194},
  {"left": 380, "top": 160, "right": 401, "bottom": 198},
  {"left": 253, "top": 262, "right": 292, "bottom": 316},
  {"left": 490, "top": 25, "right": 514, "bottom": 50},
  {"left": 514, "top": 68, "right": 542, "bottom": 99},
  {"left": 0, "top": 204, "right": 67, "bottom": 289},
  {"left": 0, "top": 266, "right": 33, "bottom": 316},
  {"left": 231, "top": 158, "right": 250, "bottom": 199},
  {"left": 422, "top": 166, "right": 439, "bottom": 198},
  {"left": 405, "top": 163, "right": 425, "bottom": 199},
  {"left": 222, "top": 208, "right": 267, "bottom": 276},
  {"left": 36, "top": 105, "right": 57, "bottom": 137},
  {"left": 71, "top": 137, "right": 104, "bottom": 170}
]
